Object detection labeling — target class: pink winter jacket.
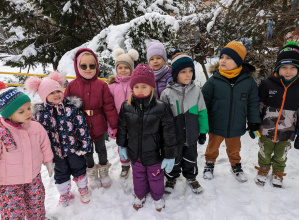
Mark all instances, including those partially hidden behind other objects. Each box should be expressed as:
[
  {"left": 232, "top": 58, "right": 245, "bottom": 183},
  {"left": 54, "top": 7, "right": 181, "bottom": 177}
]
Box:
[
  {"left": 0, "top": 118, "right": 53, "bottom": 185},
  {"left": 109, "top": 75, "right": 131, "bottom": 113}
]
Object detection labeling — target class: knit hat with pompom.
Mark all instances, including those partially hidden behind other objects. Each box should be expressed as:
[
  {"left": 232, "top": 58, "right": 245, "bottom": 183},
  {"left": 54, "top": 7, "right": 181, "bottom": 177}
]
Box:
[
  {"left": 275, "top": 41, "right": 299, "bottom": 73},
  {"left": 113, "top": 48, "right": 139, "bottom": 73},
  {"left": 129, "top": 64, "right": 155, "bottom": 89},
  {"left": 25, "top": 71, "right": 65, "bottom": 103}
]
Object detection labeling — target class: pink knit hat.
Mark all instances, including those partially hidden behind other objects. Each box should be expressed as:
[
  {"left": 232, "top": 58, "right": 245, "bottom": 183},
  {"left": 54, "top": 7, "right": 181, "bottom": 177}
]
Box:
[
  {"left": 129, "top": 64, "right": 156, "bottom": 89},
  {"left": 25, "top": 71, "right": 65, "bottom": 103}
]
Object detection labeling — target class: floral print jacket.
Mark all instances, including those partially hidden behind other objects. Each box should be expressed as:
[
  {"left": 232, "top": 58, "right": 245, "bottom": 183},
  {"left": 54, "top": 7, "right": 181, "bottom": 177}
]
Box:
[{"left": 33, "top": 96, "right": 92, "bottom": 158}]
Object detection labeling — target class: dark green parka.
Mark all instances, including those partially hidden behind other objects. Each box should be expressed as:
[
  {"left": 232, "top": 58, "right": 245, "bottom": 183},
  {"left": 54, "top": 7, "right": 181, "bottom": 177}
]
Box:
[{"left": 202, "top": 63, "right": 261, "bottom": 138}]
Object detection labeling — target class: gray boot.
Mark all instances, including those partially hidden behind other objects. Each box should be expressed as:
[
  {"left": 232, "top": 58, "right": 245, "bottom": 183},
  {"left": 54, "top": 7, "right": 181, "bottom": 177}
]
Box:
[
  {"left": 86, "top": 166, "right": 101, "bottom": 189},
  {"left": 98, "top": 162, "right": 112, "bottom": 188}
]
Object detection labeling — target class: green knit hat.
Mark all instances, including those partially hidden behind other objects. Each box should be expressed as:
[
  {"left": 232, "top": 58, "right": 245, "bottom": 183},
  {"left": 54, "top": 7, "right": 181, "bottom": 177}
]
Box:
[{"left": 0, "top": 87, "right": 31, "bottom": 119}]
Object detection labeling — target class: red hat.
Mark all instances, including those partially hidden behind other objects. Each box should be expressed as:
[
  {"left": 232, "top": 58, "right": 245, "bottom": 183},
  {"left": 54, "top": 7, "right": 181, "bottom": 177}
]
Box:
[
  {"left": 129, "top": 64, "right": 156, "bottom": 89},
  {"left": 0, "top": 81, "right": 6, "bottom": 90}
]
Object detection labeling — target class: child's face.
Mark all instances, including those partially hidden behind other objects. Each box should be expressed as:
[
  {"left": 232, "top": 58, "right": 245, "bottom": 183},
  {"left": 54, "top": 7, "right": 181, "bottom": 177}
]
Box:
[
  {"left": 133, "top": 83, "right": 152, "bottom": 97},
  {"left": 177, "top": 67, "right": 193, "bottom": 85},
  {"left": 9, "top": 102, "right": 32, "bottom": 124},
  {"left": 47, "top": 90, "right": 64, "bottom": 105},
  {"left": 80, "top": 54, "right": 97, "bottom": 78},
  {"left": 117, "top": 64, "right": 131, "bottom": 77},
  {"left": 219, "top": 54, "right": 238, "bottom": 71},
  {"left": 149, "top": 55, "right": 166, "bottom": 71},
  {"left": 279, "top": 64, "right": 298, "bottom": 80}
]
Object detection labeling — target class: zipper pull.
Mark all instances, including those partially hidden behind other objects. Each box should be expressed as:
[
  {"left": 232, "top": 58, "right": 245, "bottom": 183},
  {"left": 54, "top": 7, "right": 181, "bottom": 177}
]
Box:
[{"left": 140, "top": 103, "right": 142, "bottom": 110}]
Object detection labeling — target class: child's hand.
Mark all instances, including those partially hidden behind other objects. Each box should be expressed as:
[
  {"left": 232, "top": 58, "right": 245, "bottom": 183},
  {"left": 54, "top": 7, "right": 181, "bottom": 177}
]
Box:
[
  {"left": 247, "top": 123, "right": 260, "bottom": 139},
  {"left": 161, "top": 158, "right": 175, "bottom": 173},
  {"left": 112, "top": 128, "right": 118, "bottom": 139},
  {"left": 45, "top": 162, "right": 54, "bottom": 177},
  {"left": 118, "top": 146, "right": 128, "bottom": 161},
  {"left": 198, "top": 134, "right": 206, "bottom": 145}
]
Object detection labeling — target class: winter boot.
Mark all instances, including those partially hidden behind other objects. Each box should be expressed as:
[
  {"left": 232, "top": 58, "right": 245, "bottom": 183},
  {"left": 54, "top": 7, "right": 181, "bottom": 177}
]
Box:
[
  {"left": 120, "top": 163, "right": 131, "bottom": 179},
  {"left": 86, "top": 166, "right": 101, "bottom": 190},
  {"left": 73, "top": 174, "right": 90, "bottom": 203},
  {"left": 203, "top": 162, "right": 214, "bottom": 180},
  {"left": 164, "top": 178, "right": 176, "bottom": 194},
  {"left": 187, "top": 178, "right": 203, "bottom": 194},
  {"left": 133, "top": 195, "right": 146, "bottom": 210},
  {"left": 271, "top": 170, "right": 286, "bottom": 188},
  {"left": 154, "top": 197, "right": 165, "bottom": 212},
  {"left": 231, "top": 163, "right": 247, "bottom": 182},
  {"left": 56, "top": 180, "right": 73, "bottom": 207},
  {"left": 255, "top": 166, "right": 270, "bottom": 186},
  {"left": 98, "top": 162, "right": 112, "bottom": 188}
]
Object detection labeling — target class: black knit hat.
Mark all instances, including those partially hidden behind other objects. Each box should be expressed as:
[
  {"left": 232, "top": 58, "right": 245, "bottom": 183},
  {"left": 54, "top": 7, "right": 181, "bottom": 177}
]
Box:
[
  {"left": 275, "top": 41, "right": 299, "bottom": 73},
  {"left": 171, "top": 50, "right": 195, "bottom": 82}
]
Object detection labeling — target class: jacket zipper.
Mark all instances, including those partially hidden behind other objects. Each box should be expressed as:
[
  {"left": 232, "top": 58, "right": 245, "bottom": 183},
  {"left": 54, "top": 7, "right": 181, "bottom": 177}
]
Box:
[
  {"left": 182, "top": 88, "right": 188, "bottom": 146},
  {"left": 138, "top": 101, "right": 144, "bottom": 161},
  {"left": 227, "top": 84, "right": 234, "bottom": 137}
]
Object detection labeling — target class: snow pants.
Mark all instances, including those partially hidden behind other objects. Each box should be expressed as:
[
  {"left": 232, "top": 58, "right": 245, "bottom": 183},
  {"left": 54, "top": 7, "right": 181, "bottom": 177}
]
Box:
[
  {"left": 85, "top": 134, "right": 108, "bottom": 167},
  {"left": 205, "top": 133, "right": 241, "bottom": 166},
  {"left": 0, "top": 174, "right": 45, "bottom": 220},
  {"left": 258, "top": 135, "right": 291, "bottom": 172},
  {"left": 54, "top": 152, "right": 87, "bottom": 184},
  {"left": 132, "top": 159, "right": 164, "bottom": 201},
  {"left": 165, "top": 143, "right": 198, "bottom": 180}
]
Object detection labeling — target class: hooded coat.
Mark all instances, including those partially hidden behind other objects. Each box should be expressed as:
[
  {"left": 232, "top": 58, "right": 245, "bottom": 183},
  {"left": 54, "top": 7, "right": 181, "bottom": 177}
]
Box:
[
  {"left": 64, "top": 48, "right": 118, "bottom": 141},
  {"left": 202, "top": 63, "right": 261, "bottom": 138}
]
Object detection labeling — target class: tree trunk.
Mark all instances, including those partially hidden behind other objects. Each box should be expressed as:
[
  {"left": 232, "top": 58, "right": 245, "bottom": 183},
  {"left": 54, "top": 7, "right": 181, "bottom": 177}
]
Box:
[{"left": 199, "top": 60, "right": 209, "bottom": 82}]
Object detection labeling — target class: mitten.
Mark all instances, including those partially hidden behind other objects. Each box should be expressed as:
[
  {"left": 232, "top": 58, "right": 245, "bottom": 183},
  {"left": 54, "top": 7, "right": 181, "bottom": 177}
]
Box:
[
  {"left": 248, "top": 123, "right": 260, "bottom": 139},
  {"left": 294, "top": 136, "right": 299, "bottom": 150},
  {"left": 111, "top": 128, "right": 118, "bottom": 139},
  {"left": 118, "top": 146, "right": 128, "bottom": 161},
  {"left": 198, "top": 133, "right": 206, "bottom": 145},
  {"left": 45, "top": 162, "right": 54, "bottom": 177},
  {"left": 161, "top": 158, "right": 175, "bottom": 173}
]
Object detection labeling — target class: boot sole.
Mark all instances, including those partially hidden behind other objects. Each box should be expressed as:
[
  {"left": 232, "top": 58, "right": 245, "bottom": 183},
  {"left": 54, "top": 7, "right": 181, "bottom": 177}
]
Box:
[
  {"left": 255, "top": 178, "right": 265, "bottom": 186},
  {"left": 156, "top": 205, "right": 165, "bottom": 212},
  {"left": 271, "top": 183, "right": 282, "bottom": 188}
]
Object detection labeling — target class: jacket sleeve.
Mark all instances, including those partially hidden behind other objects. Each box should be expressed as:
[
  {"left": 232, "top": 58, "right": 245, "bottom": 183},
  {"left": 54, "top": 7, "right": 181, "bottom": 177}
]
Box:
[
  {"left": 116, "top": 102, "right": 128, "bottom": 147},
  {"left": 258, "top": 80, "right": 268, "bottom": 119},
  {"left": 38, "top": 124, "right": 54, "bottom": 163},
  {"left": 202, "top": 78, "right": 214, "bottom": 113},
  {"left": 64, "top": 82, "right": 71, "bottom": 97},
  {"left": 247, "top": 78, "right": 261, "bottom": 124},
  {"left": 197, "top": 90, "right": 209, "bottom": 134},
  {"left": 161, "top": 104, "right": 177, "bottom": 159},
  {"left": 73, "top": 108, "right": 93, "bottom": 155},
  {"left": 102, "top": 82, "right": 118, "bottom": 129},
  {"left": 160, "top": 90, "right": 169, "bottom": 104}
]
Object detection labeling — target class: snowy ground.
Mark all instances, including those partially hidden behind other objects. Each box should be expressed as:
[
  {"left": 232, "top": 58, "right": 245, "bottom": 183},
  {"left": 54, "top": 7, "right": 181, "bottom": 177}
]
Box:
[{"left": 1, "top": 59, "right": 299, "bottom": 220}]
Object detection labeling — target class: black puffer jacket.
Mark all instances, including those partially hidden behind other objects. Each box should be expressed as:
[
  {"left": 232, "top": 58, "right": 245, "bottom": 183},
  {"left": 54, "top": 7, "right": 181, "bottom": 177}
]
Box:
[{"left": 116, "top": 96, "right": 177, "bottom": 166}]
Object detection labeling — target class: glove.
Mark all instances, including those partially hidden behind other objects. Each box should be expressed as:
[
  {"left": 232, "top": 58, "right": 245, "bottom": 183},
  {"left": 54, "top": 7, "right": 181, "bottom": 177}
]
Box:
[
  {"left": 118, "top": 146, "right": 128, "bottom": 161},
  {"left": 45, "top": 162, "right": 54, "bottom": 177},
  {"left": 161, "top": 158, "right": 175, "bottom": 173},
  {"left": 248, "top": 123, "right": 260, "bottom": 139},
  {"left": 295, "top": 136, "right": 299, "bottom": 150},
  {"left": 111, "top": 128, "right": 118, "bottom": 139},
  {"left": 198, "top": 133, "right": 206, "bottom": 145}
]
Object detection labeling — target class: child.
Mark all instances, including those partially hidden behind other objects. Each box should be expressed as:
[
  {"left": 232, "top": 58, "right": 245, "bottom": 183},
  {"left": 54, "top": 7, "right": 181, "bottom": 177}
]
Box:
[
  {"left": 116, "top": 64, "right": 177, "bottom": 211},
  {"left": 160, "top": 50, "right": 209, "bottom": 194},
  {"left": 25, "top": 72, "right": 93, "bottom": 206},
  {"left": 64, "top": 48, "right": 118, "bottom": 189},
  {"left": 107, "top": 48, "right": 139, "bottom": 178},
  {"left": 255, "top": 41, "right": 299, "bottom": 188},
  {"left": 147, "top": 42, "right": 172, "bottom": 98},
  {"left": 0, "top": 87, "right": 54, "bottom": 219},
  {"left": 202, "top": 41, "right": 261, "bottom": 182}
]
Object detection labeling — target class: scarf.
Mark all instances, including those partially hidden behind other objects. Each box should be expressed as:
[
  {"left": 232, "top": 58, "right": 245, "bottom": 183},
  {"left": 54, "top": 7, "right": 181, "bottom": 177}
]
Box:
[
  {"left": 219, "top": 66, "right": 243, "bottom": 79},
  {"left": 154, "top": 65, "right": 170, "bottom": 81}
]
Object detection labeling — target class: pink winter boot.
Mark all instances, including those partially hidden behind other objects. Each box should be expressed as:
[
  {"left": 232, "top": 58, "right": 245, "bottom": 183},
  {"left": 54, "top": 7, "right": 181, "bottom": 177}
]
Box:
[
  {"left": 74, "top": 174, "right": 90, "bottom": 203},
  {"left": 56, "top": 180, "right": 74, "bottom": 207}
]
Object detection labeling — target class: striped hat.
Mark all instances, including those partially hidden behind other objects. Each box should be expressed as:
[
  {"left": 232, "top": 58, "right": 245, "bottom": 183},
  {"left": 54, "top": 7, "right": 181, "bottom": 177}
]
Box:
[
  {"left": 220, "top": 41, "right": 247, "bottom": 67},
  {"left": 0, "top": 88, "right": 31, "bottom": 119},
  {"left": 171, "top": 50, "right": 195, "bottom": 82},
  {"left": 275, "top": 41, "right": 299, "bottom": 73}
]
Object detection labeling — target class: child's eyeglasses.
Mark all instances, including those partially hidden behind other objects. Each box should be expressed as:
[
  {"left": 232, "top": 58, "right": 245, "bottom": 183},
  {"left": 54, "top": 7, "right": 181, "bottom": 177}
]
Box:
[{"left": 80, "top": 64, "right": 96, "bottom": 70}]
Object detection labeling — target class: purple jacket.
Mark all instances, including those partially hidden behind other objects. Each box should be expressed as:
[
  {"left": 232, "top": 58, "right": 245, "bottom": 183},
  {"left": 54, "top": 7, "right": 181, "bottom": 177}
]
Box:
[{"left": 154, "top": 66, "right": 172, "bottom": 99}]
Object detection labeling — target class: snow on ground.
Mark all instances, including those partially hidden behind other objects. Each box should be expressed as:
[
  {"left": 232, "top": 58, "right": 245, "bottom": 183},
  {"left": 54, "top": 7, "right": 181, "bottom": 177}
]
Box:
[{"left": 1, "top": 58, "right": 299, "bottom": 220}]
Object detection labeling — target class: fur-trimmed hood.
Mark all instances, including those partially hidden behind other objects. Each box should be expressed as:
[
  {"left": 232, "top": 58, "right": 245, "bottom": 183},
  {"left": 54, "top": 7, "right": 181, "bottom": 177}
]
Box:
[
  {"left": 208, "top": 62, "right": 258, "bottom": 79},
  {"left": 32, "top": 96, "right": 82, "bottom": 115}
]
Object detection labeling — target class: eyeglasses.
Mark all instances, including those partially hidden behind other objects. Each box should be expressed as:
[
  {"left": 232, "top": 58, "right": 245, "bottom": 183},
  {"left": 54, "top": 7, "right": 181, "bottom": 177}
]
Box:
[{"left": 80, "top": 64, "right": 96, "bottom": 70}]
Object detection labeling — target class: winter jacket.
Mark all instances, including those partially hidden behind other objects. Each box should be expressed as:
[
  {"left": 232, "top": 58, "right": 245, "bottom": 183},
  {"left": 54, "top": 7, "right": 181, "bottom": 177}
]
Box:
[
  {"left": 160, "top": 81, "right": 209, "bottom": 146},
  {"left": 259, "top": 73, "right": 299, "bottom": 142},
  {"left": 33, "top": 97, "right": 92, "bottom": 158},
  {"left": 116, "top": 96, "right": 177, "bottom": 166},
  {"left": 202, "top": 63, "right": 260, "bottom": 138},
  {"left": 109, "top": 75, "right": 131, "bottom": 113},
  {"left": 155, "top": 67, "right": 172, "bottom": 99},
  {"left": 0, "top": 118, "right": 53, "bottom": 185},
  {"left": 64, "top": 48, "right": 118, "bottom": 141}
]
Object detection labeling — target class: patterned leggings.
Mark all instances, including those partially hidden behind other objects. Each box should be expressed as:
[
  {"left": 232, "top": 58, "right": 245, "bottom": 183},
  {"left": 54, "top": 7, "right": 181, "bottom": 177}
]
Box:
[{"left": 0, "top": 174, "right": 46, "bottom": 220}]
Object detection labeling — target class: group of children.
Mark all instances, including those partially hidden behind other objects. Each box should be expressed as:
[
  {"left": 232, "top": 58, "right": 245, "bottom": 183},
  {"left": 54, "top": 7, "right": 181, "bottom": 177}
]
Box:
[{"left": 0, "top": 39, "right": 299, "bottom": 218}]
